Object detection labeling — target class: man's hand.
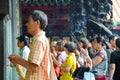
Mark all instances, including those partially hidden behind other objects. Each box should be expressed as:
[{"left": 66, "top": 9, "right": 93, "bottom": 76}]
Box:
[{"left": 8, "top": 54, "right": 22, "bottom": 65}]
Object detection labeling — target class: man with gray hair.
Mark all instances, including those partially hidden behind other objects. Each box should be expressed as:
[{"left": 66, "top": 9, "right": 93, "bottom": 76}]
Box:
[{"left": 8, "top": 10, "right": 57, "bottom": 80}]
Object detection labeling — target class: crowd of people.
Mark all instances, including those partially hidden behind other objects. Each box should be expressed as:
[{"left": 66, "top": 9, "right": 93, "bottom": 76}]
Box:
[
  {"left": 50, "top": 33, "right": 120, "bottom": 80},
  {"left": 8, "top": 10, "right": 120, "bottom": 80}
]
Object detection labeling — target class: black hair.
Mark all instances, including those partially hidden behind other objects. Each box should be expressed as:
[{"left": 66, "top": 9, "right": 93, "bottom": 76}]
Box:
[
  {"left": 109, "top": 34, "right": 119, "bottom": 42},
  {"left": 90, "top": 35, "right": 98, "bottom": 43},
  {"left": 16, "top": 35, "right": 29, "bottom": 47},
  {"left": 56, "top": 41, "right": 64, "bottom": 51},
  {"left": 64, "top": 41, "right": 76, "bottom": 52},
  {"left": 78, "top": 37, "right": 89, "bottom": 49},
  {"left": 96, "top": 36, "right": 105, "bottom": 46},
  {"left": 30, "top": 10, "right": 48, "bottom": 30},
  {"left": 116, "top": 38, "right": 120, "bottom": 48},
  {"left": 56, "top": 41, "right": 64, "bottom": 47}
]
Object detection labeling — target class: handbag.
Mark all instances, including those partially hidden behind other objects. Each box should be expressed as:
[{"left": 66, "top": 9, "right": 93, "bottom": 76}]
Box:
[
  {"left": 72, "top": 67, "right": 90, "bottom": 79},
  {"left": 83, "top": 72, "right": 95, "bottom": 80}
]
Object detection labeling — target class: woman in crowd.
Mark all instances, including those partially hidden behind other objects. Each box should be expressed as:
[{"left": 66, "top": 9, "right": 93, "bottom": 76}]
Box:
[
  {"left": 60, "top": 41, "right": 76, "bottom": 80},
  {"left": 72, "top": 37, "right": 92, "bottom": 80},
  {"left": 91, "top": 36, "right": 108, "bottom": 80},
  {"left": 51, "top": 41, "right": 76, "bottom": 80},
  {"left": 51, "top": 41, "right": 67, "bottom": 80},
  {"left": 77, "top": 37, "right": 92, "bottom": 68}
]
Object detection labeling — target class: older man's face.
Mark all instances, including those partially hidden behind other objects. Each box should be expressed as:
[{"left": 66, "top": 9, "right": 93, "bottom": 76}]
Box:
[{"left": 26, "top": 15, "right": 38, "bottom": 36}]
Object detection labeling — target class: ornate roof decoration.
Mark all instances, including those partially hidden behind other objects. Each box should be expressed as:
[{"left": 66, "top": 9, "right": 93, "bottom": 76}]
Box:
[{"left": 20, "top": 0, "right": 70, "bottom": 6}]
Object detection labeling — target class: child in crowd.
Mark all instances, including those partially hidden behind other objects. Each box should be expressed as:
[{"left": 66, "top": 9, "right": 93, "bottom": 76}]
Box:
[{"left": 16, "top": 35, "right": 30, "bottom": 80}]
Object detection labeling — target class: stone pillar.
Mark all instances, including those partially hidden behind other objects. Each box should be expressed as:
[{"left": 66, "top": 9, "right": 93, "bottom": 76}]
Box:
[{"left": 0, "top": 0, "right": 9, "bottom": 80}]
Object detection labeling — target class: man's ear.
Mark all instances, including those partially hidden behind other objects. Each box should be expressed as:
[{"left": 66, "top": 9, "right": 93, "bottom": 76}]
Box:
[
  {"left": 35, "top": 20, "right": 40, "bottom": 28},
  {"left": 36, "top": 20, "right": 40, "bottom": 25}
]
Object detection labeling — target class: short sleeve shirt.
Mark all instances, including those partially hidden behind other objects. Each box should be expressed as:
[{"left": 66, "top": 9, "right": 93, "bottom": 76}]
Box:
[
  {"left": 96, "top": 48, "right": 107, "bottom": 60},
  {"left": 110, "top": 50, "right": 120, "bottom": 80},
  {"left": 60, "top": 53, "right": 76, "bottom": 80},
  {"left": 92, "top": 48, "right": 107, "bottom": 77},
  {"left": 25, "top": 31, "right": 51, "bottom": 80},
  {"left": 58, "top": 51, "right": 67, "bottom": 63}
]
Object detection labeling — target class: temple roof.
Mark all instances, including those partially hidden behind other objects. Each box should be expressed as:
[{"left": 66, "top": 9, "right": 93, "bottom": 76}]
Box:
[
  {"left": 20, "top": 0, "right": 70, "bottom": 6},
  {"left": 20, "top": 0, "right": 120, "bottom": 24}
]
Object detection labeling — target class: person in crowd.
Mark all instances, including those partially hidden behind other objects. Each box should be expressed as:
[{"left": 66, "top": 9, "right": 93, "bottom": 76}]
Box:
[
  {"left": 88, "top": 35, "right": 99, "bottom": 58},
  {"left": 104, "top": 34, "right": 119, "bottom": 79},
  {"left": 55, "top": 41, "right": 67, "bottom": 65},
  {"left": 54, "top": 41, "right": 68, "bottom": 79},
  {"left": 16, "top": 35, "right": 30, "bottom": 80},
  {"left": 91, "top": 36, "right": 108, "bottom": 80},
  {"left": 77, "top": 37, "right": 92, "bottom": 68},
  {"left": 72, "top": 37, "right": 92, "bottom": 80},
  {"left": 51, "top": 41, "right": 76, "bottom": 80},
  {"left": 109, "top": 37, "right": 120, "bottom": 80},
  {"left": 50, "top": 41, "right": 67, "bottom": 79},
  {"left": 8, "top": 10, "right": 57, "bottom": 80},
  {"left": 60, "top": 41, "right": 76, "bottom": 80},
  {"left": 109, "top": 34, "right": 119, "bottom": 52},
  {"left": 59, "top": 37, "right": 67, "bottom": 45},
  {"left": 50, "top": 41, "right": 57, "bottom": 58}
]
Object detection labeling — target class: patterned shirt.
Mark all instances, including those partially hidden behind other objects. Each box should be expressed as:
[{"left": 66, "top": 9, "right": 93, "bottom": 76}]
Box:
[
  {"left": 92, "top": 48, "right": 107, "bottom": 78},
  {"left": 25, "top": 31, "right": 51, "bottom": 80}
]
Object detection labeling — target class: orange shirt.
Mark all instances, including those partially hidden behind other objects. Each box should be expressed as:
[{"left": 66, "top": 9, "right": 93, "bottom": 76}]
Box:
[{"left": 25, "top": 31, "right": 50, "bottom": 80}]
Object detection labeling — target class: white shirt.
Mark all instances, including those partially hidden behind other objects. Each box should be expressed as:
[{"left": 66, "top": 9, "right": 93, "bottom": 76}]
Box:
[{"left": 19, "top": 46, "right": 30, "bottom": 74}]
